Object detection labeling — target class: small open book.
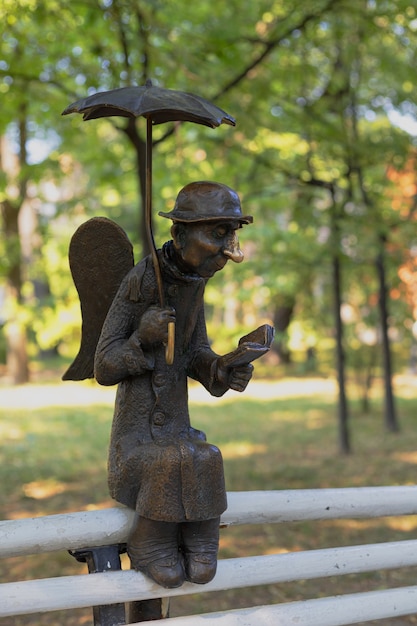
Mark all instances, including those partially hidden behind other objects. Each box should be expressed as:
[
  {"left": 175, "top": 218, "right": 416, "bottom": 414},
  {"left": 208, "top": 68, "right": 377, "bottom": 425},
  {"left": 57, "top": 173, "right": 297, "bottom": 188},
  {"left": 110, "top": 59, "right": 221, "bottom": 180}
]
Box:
[{"left": 221, "top": 324, "right": 275, "bottom": 368}]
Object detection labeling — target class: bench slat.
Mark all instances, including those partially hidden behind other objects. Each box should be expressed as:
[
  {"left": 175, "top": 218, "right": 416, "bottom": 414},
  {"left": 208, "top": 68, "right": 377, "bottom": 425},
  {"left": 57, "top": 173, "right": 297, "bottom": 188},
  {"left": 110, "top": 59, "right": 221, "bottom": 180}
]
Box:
[
  {"left": 2, "top": 539, "right": 417, "bottom": 617},
  {"left": 2, "top": 486, "right": 417, "bottom": 558},
  {"left": 131, "top": 586, "right": 417, "bottom": 626}
]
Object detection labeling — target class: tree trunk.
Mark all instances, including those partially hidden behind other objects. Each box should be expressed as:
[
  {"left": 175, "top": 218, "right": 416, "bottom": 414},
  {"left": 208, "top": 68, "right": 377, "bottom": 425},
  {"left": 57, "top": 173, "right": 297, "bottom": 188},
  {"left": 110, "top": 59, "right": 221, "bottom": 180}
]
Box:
[
  {"left": 123, "top": 118, "right": 150, "bottom": 257},
  {"left": 1, "top": 197, "right": 30, "bottom": 385},
  {"left": 272, "top": 299, "right": 295, "bottom": 364},
  {"left": 0, "top": 114, "right": 31, "bottom": 384},
  {"left": 375, "top": 242, "right": 399, "bottom": 432},
  {"left": 332, "top": 254, "right": 350, "bottom": 454},
  {"left": 4, "top": 313, "right": 29, "bottom": 384}
]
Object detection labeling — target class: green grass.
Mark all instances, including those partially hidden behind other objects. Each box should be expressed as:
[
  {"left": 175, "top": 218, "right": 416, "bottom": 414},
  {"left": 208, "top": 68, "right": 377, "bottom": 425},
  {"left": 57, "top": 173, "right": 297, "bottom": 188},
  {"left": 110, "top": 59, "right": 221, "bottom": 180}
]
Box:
[{"left": 2, "top": 374, "right": 417, "bottom": 625}]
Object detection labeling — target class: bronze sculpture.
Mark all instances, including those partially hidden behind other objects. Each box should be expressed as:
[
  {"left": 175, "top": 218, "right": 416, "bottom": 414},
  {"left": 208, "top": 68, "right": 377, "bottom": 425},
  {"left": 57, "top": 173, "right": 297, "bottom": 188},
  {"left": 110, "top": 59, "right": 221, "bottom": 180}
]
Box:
[{"left": 63, "top": 85, "right": 273, "bottom": 590}]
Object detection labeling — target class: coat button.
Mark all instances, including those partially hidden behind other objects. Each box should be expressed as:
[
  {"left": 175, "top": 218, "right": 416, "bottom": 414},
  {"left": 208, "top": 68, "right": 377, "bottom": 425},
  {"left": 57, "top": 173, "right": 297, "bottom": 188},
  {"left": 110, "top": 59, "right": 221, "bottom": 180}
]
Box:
[
  {"left": 153, "top": 411, "right": 165, "bottom": 426},
  {"left": 153, "top": 373, "right": 165, "bottom": 386},
  {"left": 125, "top": 354, "right": 138, "bottom": 371},
  {"left": 168, "top": 285, "right": 178, "bottom": 296}
]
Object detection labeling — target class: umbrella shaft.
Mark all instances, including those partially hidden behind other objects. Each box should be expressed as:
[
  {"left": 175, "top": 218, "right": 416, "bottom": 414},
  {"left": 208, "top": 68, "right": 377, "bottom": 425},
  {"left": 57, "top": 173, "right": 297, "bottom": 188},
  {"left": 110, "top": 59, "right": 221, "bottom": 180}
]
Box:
[
  {"left": 145, "top": 117, "right": 175, "bottom": 366},
  {"left": 145, "top": 117, "right": 165, "bottom": 307}
]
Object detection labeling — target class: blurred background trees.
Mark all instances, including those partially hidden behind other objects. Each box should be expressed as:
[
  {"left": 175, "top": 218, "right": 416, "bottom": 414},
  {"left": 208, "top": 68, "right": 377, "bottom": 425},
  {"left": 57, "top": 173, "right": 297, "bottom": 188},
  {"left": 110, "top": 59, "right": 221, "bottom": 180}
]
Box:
[{"left": 1, "top": 0, "right": 417, "bottom": 450}]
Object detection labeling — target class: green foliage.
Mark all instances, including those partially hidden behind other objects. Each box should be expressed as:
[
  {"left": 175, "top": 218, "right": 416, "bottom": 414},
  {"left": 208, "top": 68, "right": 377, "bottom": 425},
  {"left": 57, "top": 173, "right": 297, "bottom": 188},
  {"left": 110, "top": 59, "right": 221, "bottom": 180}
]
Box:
[{"left": 0, "top": 0, "right": 417, "bottom": 377}]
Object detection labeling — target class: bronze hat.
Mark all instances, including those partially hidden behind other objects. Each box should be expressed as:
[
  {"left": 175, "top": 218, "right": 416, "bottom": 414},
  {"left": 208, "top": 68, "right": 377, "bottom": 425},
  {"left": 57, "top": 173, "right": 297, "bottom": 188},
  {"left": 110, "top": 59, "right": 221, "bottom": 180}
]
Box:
[{"left": 158, "top": 181, "right": 253, "bottom": 225}]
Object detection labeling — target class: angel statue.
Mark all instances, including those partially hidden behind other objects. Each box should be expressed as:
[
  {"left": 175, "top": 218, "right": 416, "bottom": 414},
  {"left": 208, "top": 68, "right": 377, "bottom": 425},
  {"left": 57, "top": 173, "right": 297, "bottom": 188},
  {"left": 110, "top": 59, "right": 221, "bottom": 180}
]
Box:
[{"left": 64, "top": 180, "right": 274, "bottom": 589}]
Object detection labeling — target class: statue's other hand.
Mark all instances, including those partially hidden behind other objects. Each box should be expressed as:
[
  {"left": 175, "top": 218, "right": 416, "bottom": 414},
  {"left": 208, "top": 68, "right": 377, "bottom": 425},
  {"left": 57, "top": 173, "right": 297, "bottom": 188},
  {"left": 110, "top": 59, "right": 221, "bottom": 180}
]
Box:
[
  {"left": 216, "top": 358, "right": 253, "bottom": 393},
  {"left": 137, "top": 306, "right": 176, "bottom": 346},
  {"left": 228, "top": 364, "right": 254, "bottom": 392}
]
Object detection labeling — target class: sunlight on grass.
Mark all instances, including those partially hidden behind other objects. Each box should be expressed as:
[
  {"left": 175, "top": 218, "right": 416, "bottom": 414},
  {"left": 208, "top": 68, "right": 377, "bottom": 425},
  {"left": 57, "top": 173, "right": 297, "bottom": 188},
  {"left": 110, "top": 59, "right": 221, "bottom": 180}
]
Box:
[
  {"left": 189, "top": 377, "right": 338, "bottom": 404},
  {"left": 305, "top": 409, "right": 328, "bottom": 429},
  {"left": 22, "top": 479, "right": 67, "bottom": 500},
  {"left": 220, "top": 442, "right": 267, "bottom": 459},
  {"left": 393, "top": 451, "right": 417, "bottom": 465},
  {"left": 328, "top": 518, "right": 390, "bottom": 532},
  {"left": 0, "top": 423, "right": 24, "bottom": 440},
  {"left": 264, "top": 547, "right": 292, "bottom": 555},
  {"left": 386, "top": 516, "right": 417, "bottom": 532},
  {"left": 327, "top": 515, "right": 417, "bottom": 538}
]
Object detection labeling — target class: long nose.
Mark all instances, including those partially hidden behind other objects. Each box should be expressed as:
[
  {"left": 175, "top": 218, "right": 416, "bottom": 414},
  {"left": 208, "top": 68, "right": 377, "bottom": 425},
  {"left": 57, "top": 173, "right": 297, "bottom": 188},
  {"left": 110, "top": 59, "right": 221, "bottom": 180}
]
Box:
[{"left": 223, "top": 232, "right": 244, "bottom": 263}]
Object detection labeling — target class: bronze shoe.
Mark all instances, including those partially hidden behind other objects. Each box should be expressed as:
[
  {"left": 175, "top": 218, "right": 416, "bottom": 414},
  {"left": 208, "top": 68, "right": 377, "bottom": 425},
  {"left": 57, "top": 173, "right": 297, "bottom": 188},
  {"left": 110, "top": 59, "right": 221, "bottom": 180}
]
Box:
[
  {"left": 145, "top": 554, "right": 185, "bottom": 588},
  {"left": 184, "top": 551, "right": 217, "bottom": 584},
  {"left": 127, "top": 515, "right": 185, "bottom": 588},
  {"left": 180, "top": 517, "right": 220, "bottom": 584}
]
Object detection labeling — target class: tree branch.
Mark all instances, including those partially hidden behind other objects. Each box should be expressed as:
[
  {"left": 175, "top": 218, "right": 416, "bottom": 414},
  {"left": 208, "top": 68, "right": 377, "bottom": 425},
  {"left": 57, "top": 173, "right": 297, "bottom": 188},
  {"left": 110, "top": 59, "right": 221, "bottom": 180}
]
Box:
[{"left": 211, "top": 0, "right": 342, "bottom": 102}]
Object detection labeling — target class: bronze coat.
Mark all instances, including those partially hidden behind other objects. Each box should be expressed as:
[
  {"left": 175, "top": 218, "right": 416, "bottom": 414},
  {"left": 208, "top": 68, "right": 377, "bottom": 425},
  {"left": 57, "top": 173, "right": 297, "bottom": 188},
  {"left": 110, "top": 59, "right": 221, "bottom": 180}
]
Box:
[{"left": 94, "top": 242, "right": 228, "bottom": 522}]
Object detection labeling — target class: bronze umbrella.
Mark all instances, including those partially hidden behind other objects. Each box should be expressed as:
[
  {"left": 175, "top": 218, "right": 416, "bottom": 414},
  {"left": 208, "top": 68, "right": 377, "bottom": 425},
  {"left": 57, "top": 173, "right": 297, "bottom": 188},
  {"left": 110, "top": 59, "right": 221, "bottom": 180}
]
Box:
[{"left": 62, "top": 81, "right": 236, "bottom": 363}]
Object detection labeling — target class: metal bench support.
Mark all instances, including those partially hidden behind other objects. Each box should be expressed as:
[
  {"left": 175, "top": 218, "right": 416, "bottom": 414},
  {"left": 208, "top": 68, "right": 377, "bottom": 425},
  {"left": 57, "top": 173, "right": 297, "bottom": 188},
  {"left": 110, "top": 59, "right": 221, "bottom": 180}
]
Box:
[
  {"left": 70, "top": 545, "right": 127, "bottom": 625},
  {"left": 69, "top": 544, "right": 168, "bottom": 624}
]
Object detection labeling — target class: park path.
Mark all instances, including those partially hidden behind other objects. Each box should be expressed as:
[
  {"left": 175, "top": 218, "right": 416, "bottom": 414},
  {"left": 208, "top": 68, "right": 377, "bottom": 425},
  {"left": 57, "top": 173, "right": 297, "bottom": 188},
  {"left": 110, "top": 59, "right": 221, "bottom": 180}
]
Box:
[
  {"left": 0, "top": 377, "right": 338, "bottom": 410},
  {"left": 1, "top": 374, "right": 416, "bottom": 410}
]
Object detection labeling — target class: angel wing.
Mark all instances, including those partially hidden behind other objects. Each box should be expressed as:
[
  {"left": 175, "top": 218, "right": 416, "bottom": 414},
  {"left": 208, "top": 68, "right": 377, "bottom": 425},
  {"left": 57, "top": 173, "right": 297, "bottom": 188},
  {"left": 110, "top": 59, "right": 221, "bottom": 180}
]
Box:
[{"left": 62, "top": 217, "right": 134, "bottom": 381}]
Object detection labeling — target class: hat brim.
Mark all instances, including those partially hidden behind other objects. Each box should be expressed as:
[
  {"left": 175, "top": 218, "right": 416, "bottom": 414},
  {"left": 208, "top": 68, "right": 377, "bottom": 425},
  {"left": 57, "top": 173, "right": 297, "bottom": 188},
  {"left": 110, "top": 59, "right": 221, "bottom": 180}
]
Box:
[{"left": 158, "top": 211, "right": 253, "bottom": 225}]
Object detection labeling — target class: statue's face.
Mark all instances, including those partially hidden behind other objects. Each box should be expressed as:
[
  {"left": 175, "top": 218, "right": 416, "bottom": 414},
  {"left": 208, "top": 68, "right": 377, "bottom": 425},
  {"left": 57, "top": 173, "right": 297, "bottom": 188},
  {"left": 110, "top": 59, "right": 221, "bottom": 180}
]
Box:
[{"left": 174, "top": 220, "right": 243, "bottom": 278}]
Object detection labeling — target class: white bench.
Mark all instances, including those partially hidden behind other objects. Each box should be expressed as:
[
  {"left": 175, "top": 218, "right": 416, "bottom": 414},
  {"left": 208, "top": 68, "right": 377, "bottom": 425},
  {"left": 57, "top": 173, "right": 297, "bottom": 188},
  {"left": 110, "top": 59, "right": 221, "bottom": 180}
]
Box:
[{"left": 2, "top": 486, "right": 417, "bottom": 625}]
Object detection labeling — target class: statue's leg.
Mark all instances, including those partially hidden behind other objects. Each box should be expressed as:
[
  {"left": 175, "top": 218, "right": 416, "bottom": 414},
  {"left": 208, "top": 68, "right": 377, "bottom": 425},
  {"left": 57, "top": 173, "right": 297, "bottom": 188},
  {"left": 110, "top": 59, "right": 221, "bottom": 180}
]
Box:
[
  {"left": 127, "top": 514, "right": 184, "bottom": 588},
  {"left": 180, "top": 517, "right": 220, "bottom": 584}
]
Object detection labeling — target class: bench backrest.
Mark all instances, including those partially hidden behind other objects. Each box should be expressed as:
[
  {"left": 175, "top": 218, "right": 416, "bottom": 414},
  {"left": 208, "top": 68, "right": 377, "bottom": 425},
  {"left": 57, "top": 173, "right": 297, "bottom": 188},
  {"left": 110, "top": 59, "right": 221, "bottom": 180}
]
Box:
[{"left": 2, "top": 486, "right": 417, "bottom": 625}]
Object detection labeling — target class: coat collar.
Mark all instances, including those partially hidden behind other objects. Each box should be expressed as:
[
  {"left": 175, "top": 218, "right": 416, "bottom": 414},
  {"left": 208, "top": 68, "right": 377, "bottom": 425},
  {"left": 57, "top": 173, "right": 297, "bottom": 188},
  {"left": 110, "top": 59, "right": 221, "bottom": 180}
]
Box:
[{"left": 159, "top": 241, "right": 207, "bottom": 286}]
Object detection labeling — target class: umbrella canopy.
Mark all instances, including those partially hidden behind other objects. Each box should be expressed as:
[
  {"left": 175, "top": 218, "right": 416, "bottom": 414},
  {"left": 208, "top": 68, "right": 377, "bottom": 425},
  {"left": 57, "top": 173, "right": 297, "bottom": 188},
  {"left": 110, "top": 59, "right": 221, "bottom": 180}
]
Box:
[
  {"left": 62, "top": 82, "right": 236, "bottom": 128},
  {"left": 62, "top": 82, "right": 236, "bottom": 364}
]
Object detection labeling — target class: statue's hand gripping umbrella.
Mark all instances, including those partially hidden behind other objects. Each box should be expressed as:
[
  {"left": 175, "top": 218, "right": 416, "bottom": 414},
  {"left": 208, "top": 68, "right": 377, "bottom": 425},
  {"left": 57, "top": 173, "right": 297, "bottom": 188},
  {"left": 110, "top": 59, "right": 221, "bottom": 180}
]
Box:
[{"left": 62, "top": 82, "right": 235, "bottom": 364}]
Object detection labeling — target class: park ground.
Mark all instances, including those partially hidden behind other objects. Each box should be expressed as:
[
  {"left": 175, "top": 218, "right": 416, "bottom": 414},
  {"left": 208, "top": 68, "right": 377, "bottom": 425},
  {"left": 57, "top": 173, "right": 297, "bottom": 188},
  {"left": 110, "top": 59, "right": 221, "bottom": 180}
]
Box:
[{"left": 1, "top": 371, "right": 417, "bottom": 625}]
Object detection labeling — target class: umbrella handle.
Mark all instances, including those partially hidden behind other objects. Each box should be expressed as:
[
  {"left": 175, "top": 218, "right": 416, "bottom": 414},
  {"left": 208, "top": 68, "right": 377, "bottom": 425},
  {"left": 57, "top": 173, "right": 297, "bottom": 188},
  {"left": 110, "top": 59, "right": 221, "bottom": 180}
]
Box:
[{"left": 165, "top": 321, "right": 175, "bottom": 365}]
